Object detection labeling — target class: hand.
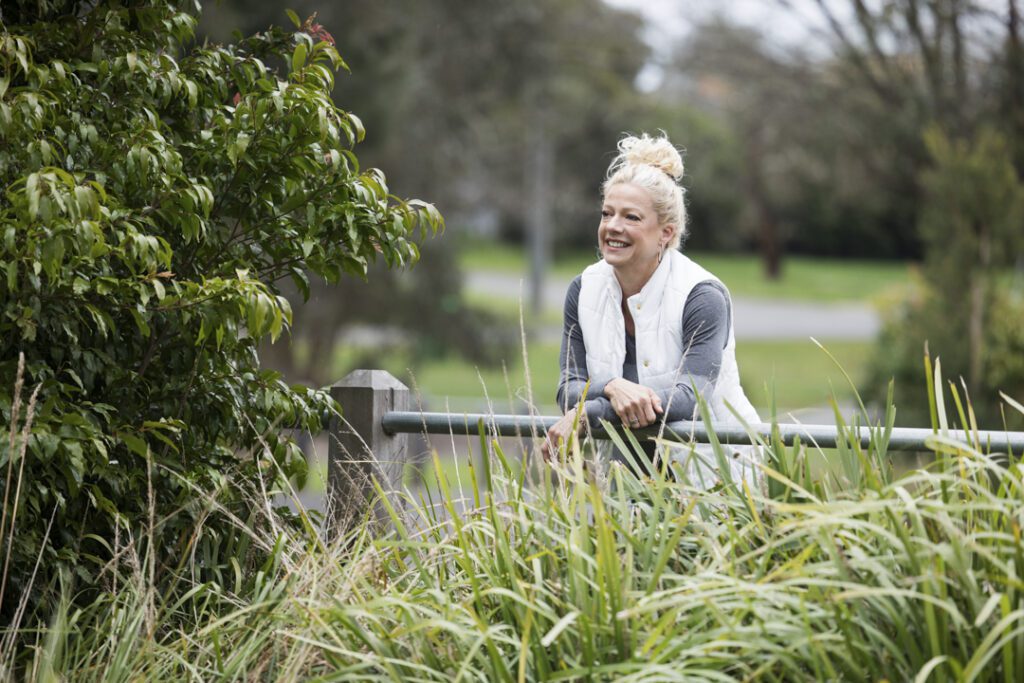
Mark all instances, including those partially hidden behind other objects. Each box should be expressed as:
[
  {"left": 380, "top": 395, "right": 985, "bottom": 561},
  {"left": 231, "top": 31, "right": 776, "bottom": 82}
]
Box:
[
  {"left": 541, "top": 407, "right": 584, "bottom": 462},
  {"left": 604, "top": 378, "right": 663, "bottom": 429}
]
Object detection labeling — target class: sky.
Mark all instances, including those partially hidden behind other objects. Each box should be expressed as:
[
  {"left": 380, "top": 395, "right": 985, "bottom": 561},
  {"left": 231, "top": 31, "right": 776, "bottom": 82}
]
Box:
[
  {"left": 603, "top": 0, "right": 835, "bottom": 89},
  {"left": 604, "top": 0, "right": 831, "bottom": 48}
]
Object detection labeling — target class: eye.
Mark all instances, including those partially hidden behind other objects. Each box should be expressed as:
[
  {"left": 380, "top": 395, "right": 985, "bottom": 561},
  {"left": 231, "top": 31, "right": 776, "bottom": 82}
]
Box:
[
  {"left": 600, "top": 209, "right": 612, "bottom": 219},
  {"left": 627, "top": 214, "right": 641, "bottom": 222}
]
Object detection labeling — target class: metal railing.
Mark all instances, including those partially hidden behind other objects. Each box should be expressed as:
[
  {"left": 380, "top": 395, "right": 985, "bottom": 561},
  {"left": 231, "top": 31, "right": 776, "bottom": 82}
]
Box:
[{"left": 381, "top": 410, "right": 1024, "bottom": 453}]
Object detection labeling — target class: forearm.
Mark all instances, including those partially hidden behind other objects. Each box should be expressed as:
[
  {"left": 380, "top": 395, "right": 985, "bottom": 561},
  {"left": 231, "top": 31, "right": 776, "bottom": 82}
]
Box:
[
  {"left": 557, "top": 378, "right": 609, "bottom": 412},
  {"left": 653, "top": 374, "right": 715, "bottom": 423}
]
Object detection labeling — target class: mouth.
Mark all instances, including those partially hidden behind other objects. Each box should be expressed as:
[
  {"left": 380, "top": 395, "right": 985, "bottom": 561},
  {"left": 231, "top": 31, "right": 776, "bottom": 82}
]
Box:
[{"left": 605, "top": 239, "right": 630, "bottom": 249}]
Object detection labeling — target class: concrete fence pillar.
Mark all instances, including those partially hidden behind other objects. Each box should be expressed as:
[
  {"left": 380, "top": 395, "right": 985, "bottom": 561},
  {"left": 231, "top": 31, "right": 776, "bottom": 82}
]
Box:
[{"left": 328, "top": 369, "right": 410, "bottom": 532}]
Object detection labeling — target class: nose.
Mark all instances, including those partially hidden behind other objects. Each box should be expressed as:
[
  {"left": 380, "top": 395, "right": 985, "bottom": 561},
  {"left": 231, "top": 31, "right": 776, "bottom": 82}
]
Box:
[{"left": 605, "top": 215, "right": 626, "bottom": 232}]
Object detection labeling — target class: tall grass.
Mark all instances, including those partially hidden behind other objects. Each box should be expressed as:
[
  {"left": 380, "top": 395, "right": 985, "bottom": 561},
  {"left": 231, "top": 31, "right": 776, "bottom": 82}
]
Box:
[{"left": 3, "top": 362, "right": 1024, "bottom": 681}]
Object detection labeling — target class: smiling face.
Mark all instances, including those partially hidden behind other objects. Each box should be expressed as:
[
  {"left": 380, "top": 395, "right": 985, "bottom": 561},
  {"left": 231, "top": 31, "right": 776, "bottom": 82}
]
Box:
[{"left": 599, "top": 183, "right": 675, "bottom": 281}]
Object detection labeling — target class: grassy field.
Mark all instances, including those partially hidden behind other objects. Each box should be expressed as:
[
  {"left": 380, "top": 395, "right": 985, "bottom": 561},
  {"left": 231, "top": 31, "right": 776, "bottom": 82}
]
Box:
[
  {"left": 460, "top": 241, "right": 916, "bottom": 304},
  {"left": 346, "top": 338, "right": 875, "bottom": 418},
  {"left": 736, "top": 339, "right": 874, "bottom": 418}
]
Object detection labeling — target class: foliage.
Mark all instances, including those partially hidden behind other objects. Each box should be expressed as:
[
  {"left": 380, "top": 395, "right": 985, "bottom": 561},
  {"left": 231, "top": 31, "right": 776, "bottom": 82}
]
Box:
[
  {"left": 202, "top": 0, "right": 649, "bottom": 246},
  {"left": 866, "top": 128, "right": 1024, "bottom": 426},
  {"left": 918, "top": 128, "right": 1024, "bottom": 309},
  {"left": 4, "top": 366, "right": 1024, "bottom": 680},
  {"left": 0, "top": 0, "right": 440, "bottom": 617}
]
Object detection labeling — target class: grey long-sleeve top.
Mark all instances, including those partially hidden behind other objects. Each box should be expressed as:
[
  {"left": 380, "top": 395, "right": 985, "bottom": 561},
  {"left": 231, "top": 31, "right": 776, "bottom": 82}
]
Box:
[{"left": 557, "top": 275, "right": 731, "bottom": 428}]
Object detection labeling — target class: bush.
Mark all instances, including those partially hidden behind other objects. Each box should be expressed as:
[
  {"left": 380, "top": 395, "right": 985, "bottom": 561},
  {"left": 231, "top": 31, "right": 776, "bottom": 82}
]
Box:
[
  {"left": 986, "top": 289, "right": 1024, "bottom": 405},
  {"left": 0, "top": 1, "right": 440, "bottom": 617},
  {"left": 865, "top": 127, "right": 1024, "bottom": 427}
]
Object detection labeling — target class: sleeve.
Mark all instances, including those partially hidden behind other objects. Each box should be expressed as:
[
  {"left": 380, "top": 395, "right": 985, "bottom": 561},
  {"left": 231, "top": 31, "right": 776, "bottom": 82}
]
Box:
[
  {"left": 556, "top": 276, "right": 617, "bottom": 426},
  {"left": 655, "top": 281, "right": 732, "bottom": 422}
]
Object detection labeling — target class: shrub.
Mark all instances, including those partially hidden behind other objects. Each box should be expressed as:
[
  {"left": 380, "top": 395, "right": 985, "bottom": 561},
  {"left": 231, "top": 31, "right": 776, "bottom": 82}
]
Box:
[
  {"left": 865, "top": 127, "right": 1024, "bottom": 427},
  {"left": 0, "top": 0, "right": 440, "bottom": 617}
]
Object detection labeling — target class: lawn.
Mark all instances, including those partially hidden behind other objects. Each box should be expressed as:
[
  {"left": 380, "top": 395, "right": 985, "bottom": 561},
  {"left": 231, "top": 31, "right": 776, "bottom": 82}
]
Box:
[
  {"left": 373, "top": 338, "right": 875, "bottom": 419},
  {"left": 736, "top": 339, "right": 874, "bottom": 418},
  {"left": 460, "top": 241, "right": 915, "bottom": 304}
]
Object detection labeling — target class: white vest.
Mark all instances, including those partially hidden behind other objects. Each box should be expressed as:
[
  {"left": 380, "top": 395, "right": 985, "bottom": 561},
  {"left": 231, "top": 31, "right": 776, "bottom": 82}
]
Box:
[{"left": 577, "top": 249, "right": 760, "bottom": 425}]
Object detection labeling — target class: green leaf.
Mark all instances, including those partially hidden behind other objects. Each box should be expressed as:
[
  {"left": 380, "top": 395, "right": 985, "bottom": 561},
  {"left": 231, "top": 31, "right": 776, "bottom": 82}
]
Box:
[
  {"left": 280, "top": 190, "right": 307, "bottom": 214},
  {"left": 121, "top": 433, "right": 149, "bottom": 458},
  {"left": 285, "top": 8, "right": 301, "bottom": 27},
  {"left": 152, "top": 278, "right": 165, "bottom": 301},
  {"left": 130, "top": 309, "right": 151, "bottom": 337},
  {"left": 291, "top": 43, "right": 307, "bottom": 74},
  {"left": 146, "top": 429, "right": 179, "bottom": 453},
  {"left": 348, "top": 112, "right": 365, "bottom": 142},
  {"left": 229, "top": 133, "right": 251, "bottom": 167},
  {"left": 74, "top": 185, "right": 97, "bottom": 217},
  {"left": 185, "top": 79, "right": 198, "bottom": 107},
  {"left": 290, "top": 267, "right": 310, "bottom": 300},
  {"left": 26, "top": 172, "right": 40, "bottom": 218}
]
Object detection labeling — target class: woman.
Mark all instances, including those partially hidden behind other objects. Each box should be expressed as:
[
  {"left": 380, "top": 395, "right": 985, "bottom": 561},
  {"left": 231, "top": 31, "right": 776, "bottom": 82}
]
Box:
[{"left": 542, "top": 132, "right": 760, "bottom": 483}]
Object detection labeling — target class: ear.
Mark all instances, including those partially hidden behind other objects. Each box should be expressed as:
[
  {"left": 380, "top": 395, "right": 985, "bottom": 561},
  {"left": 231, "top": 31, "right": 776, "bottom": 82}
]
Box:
[{"left": 660, "top": 223, "right": 676, "bottom": 247}]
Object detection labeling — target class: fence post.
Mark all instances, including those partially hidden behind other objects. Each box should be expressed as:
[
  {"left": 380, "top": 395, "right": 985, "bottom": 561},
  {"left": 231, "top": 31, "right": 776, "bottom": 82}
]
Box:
[{"left": 328, "top": 369, "right": 410, "bottom": 532}]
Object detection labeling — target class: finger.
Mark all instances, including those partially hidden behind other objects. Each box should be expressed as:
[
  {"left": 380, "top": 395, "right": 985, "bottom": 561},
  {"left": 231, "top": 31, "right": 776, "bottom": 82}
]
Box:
[
  {"left": 650, "top": 392, "right": 663, "bottom": 413},
  {"left": 641, "top": 402, "right": 657, "bottom": 425},
  {"left": 540, "top": 440, "right": 557, "bottom": 462},
  {"left": 542, "top": 432, "right": 558, "bottom": 461}
]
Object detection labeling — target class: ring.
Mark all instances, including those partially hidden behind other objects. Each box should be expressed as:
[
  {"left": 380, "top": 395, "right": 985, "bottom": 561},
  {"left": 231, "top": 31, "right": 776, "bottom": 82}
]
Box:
[{"left": 630, "top": 418, "right": 639, "bottom": 425}]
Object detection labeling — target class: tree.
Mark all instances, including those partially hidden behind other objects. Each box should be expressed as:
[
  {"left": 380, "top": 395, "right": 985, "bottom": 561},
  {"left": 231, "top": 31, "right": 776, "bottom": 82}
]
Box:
[
  {"left": 790, "top": 1, "right": 1024, "bottom": 420},
  {"left": 671, "top": 17, "right": 930, "bottom": 271},
  {"left": 0, "top": 0, "right": 439, "bottom": 615},
  {"left": 794, "top": 0, "right": 1020, "bottom": 243},
  {"left": 302, "top": 0, "right": 650, "bottom": 312},
  {"left": 917, "top": 127, "right": 1024, "bottom": 394},
  {"left": 866, "top": 129, "right": 1024, "bottom": 425}
]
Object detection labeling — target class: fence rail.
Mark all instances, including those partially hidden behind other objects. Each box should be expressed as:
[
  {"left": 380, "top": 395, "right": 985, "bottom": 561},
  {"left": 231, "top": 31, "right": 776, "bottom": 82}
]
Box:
[{"left": 380, "top": 410, "right": 1024, "bottom": 453}]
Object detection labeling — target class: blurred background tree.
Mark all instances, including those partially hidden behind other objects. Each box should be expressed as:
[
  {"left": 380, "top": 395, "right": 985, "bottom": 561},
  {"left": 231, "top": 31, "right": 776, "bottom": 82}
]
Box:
[{"left": 797, "top": 0, "right": 1024, "bottom": 424}]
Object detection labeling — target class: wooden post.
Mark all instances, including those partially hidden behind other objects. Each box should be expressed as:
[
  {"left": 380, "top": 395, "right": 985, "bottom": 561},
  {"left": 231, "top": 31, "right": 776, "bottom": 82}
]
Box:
[{"left": 328, "top": 369, "right": 410, "bottom": 532}]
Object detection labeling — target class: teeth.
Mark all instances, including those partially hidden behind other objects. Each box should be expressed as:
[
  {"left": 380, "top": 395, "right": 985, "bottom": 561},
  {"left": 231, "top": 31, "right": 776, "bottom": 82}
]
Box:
[{"left": 607, "top": 240, "right": 629, "bottom": 247}]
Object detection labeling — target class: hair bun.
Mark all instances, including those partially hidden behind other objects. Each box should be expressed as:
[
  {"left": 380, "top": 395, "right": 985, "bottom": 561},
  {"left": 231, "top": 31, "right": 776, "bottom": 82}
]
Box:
[{"left": 615, "top": 132, "right": 684, "bottom": 181}]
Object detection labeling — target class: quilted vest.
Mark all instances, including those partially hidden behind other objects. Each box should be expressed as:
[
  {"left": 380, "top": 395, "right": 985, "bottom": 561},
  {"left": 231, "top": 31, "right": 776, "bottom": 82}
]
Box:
[{"left": 577, "top": 249, "right": 760, "bottom": 425}]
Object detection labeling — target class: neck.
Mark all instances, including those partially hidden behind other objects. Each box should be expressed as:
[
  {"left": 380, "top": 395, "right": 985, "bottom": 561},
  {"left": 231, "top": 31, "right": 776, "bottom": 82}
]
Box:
[{"left": 613, "top": 256, "right": 661, "bottom": 298}]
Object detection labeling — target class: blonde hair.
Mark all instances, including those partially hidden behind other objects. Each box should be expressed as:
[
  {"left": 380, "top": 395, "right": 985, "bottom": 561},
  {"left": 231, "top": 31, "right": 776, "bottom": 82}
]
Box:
[{"left": 602, "top": 132, "right": 687, "bottom": 250}]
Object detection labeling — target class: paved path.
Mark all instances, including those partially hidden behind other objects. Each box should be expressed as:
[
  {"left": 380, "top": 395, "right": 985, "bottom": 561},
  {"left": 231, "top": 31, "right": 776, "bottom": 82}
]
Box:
[{"left": 466, "top": 271, "right": 880, "bottom": 341}]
